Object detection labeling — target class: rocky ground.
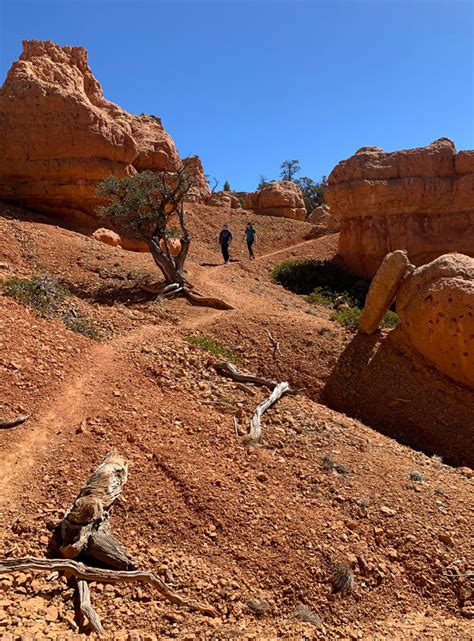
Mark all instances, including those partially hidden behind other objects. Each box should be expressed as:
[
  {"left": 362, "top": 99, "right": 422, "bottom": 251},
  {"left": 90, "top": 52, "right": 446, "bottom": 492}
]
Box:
[{"left": 0, "top": 202, "right": 473, "bottom": 640}]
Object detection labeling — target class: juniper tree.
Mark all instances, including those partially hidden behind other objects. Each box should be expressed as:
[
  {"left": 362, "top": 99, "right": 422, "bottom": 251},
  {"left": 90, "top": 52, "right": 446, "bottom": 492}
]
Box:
[
  {"left": 223, "top": 180, "right": 231, "bottom": 192},
  {"left": 280, "top": 159, "right": 300, "bottom": 182},
  {"left": 97, "top": 168, "right": 233, "bottom": 310},
  {"left": 97, "top": 167, "right": 193, "bottom": 287}
]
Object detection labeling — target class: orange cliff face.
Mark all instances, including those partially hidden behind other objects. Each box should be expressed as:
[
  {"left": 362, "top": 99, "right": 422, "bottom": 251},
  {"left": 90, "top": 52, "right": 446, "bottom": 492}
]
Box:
[
  {"left": 326, "top": 138, "right": 474, "bottom": 278},
  {"left": 0, "top": 40, "right": 208, "bottom": 225}
]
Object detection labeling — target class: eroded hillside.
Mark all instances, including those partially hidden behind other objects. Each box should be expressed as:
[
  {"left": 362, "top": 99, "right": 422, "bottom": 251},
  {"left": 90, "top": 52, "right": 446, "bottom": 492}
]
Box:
[{"left": 0, "top": 203, "right": 473, "bottom": 640}]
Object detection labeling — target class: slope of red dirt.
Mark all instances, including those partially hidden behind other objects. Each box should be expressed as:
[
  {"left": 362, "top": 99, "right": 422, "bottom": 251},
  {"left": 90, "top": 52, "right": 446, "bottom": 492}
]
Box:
[{"left": 0, "top": 203, "right": 473, "bottom": 639}]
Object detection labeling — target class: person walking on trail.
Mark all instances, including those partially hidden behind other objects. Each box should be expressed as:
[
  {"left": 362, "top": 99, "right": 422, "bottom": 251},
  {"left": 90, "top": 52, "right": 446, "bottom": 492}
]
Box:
[
  {"left": 219, "top": 223, "right": 233, "bottom": 264},
  {"left": 245, "top": 222, "right": 257, "bottom": 259}
]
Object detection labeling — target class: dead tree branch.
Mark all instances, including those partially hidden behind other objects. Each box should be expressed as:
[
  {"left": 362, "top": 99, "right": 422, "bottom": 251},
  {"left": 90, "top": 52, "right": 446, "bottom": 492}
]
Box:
[
  {"left": 267, "top": 331, "right": 282, "bottom": 360},
  {"left": 182, "top": 287, "right": 234, "bottom": 310},
  {"left": 0, "top": 414, "right": 31, "bottom": 429},
  {"left": 245, "top": 382, "right": 290, "bottom": 444},
  {"left": 213, "top": 360, "right": 297, "bottom": 393},
  {"left": 0, "top": 558, "right": 217, "bottom": 617}
]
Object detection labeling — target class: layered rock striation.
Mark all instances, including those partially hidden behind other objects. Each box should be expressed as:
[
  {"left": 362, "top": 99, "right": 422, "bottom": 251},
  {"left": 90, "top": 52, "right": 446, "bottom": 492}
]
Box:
[
  {"left": 326, "top": 138, "right": 474, "bottom": 277},
  {"left": 0, "top": 40, "right": 208, "bottom": 224}
]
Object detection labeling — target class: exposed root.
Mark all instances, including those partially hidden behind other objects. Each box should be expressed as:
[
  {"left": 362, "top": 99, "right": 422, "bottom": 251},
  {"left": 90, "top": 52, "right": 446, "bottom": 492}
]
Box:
[
  {"left": 182, "top": 286, "right": 234, "bottom": 310},
  {"left": 246, "top": 382, "right": 291, "bottom": 444},
  {"left": 0, "top": 414, "right": 31, "bottom": 429}
]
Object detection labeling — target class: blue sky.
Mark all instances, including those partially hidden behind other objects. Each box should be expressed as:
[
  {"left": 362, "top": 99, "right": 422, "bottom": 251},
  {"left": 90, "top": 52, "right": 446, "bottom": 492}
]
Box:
[{"left": 1, "top": 0, "right": 473, "bottom": 191}]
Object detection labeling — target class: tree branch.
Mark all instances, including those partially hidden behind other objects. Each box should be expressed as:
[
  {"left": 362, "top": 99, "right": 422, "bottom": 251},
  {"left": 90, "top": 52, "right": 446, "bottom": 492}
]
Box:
[{"left": 0, "top": 558, "right": 217, "bottom": 617}]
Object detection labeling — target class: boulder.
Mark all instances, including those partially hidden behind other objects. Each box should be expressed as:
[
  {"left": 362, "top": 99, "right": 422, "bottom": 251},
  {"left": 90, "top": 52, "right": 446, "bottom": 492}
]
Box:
[
  {"left": 307, "top": 203, "right": 340, "bottom": 231},
  {"left": 0, "top": 40, "right": 208, "bottom": 225},
  {"left": 208, "top": 192, "right": 242, "bottom": 209},
  {"left": 396, "top": 253, "right": 474, "bottom": 388},
  {"left": 326, "top": 138, "right": 474, "bottom": 277},
  {"left": 359, "top": 250, "right": 411, "bottom": 334},
  {"left": 241, "top": 181, "right": 306, "bottom": 220},
  {"left": 91, "top": 228, "right": 122, "bottom": 248}
]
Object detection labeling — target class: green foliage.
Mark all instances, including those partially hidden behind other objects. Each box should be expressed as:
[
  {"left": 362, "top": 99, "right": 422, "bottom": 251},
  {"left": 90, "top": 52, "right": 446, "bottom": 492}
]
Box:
[
  {"left": 280, "top": 159, "right": 301, "bottom": 182},
  {"left": 223, "top": 180, "right": 231, "bottom": 192},
  {"left": 257, "top": 175, "right": 271, "bottom": 190},
  {"left": 272, "top": 258, "right": 399, "bottom": 330},
  {"left": 271, "top": 258, "right": 369, "bottom": 304},
  {"left": 330, "top": 307, "right": 362, "bottom": 329},
  {"left": 3, "top": 275, "right": 99, "bottom": 339},
  {"left": 3, "top": 275, "right": 69, "bottom": 317},
  {"left": 409, "top": 470, "right": 424, "bottom": 483},
  {"left": 186, "top": 334, "right": 241, "bottom": 364},
  {"left": 296, "top": 175, "right": 328, "bottom": 212},
  {"left": 97, "top": 168, "right": 192, "bottom": 238}
]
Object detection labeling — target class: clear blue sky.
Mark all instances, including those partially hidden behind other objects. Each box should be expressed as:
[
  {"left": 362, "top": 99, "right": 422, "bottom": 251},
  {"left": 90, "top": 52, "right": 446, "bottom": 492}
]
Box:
[{"left": 1, "top": 0, "right": 473, "bottom": 191}]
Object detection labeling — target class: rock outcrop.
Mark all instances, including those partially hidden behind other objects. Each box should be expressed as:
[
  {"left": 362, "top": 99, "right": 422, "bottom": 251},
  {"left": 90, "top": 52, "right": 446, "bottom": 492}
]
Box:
[
  {"left": 91, "top": 228, "right": 122, "bottom": 248},
  {"left": 396, "top": 253, "right": 474, "bottom": 389},
  {"left": 359, "top": 250, "right": 411, "bottom": 335},
  {"left": 182, "top": 156, "right": 211, "bottom": 204},
  {"left": 208, "top": 192, "right": 242, "bottom": 209},
  {"left": 0, "top": 40, "right": 207, "bottom": 224},
  {"left": 326, "top": 138, "right": 474, "bottom": 277},
  {"left": 242, "top": 181, "right": 306, "bottom": 220}
]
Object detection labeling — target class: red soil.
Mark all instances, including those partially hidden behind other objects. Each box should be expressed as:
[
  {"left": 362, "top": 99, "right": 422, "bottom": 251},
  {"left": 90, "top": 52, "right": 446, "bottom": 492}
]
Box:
[{"left": 0, "top": 203, "right": 473, "bottom": 640}]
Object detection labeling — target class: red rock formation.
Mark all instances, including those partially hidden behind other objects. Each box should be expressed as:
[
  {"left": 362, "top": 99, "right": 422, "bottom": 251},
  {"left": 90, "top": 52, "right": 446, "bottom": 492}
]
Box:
[
  {"left": 241, "top": 181, "right": 306, "bottom": 220},
  {"left": 0, "top": 40, "right": 208, "bottom": 224},
  {"left": 208, "top": 192, "right": 242, "bottom": 209},
  {"left": 91, "top": 228, "right": 122, "bottom": 248},
  {"left": 326, "top": 138, "right": 474, "bottom": 277},
  {"left": 182, "top": 156, "right": 211, "bottom": 204},
  {"left": 396, "top": 253, "right": 474, "bottom": 389}
]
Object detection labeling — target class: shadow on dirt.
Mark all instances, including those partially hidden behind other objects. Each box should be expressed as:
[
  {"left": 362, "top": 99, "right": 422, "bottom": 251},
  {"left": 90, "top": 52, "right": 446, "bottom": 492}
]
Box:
[
  {"left": 323, "top": 328, "right": 474, "bottom": 467},
  {"left": 69, "top": 283, "right": 159, "bottom": 306}
]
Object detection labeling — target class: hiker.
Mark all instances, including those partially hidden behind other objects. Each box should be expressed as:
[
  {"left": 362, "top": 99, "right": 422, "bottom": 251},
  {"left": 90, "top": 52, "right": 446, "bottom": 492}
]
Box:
[
  {"left": 245, "top": 221, "right": 257, "bottom": 259},
  {"left": 219, "top": 223, "right": 233, "bottom": 264}
]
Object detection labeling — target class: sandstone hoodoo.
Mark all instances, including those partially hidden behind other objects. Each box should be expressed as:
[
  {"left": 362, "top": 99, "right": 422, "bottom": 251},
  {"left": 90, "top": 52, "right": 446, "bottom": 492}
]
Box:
[
  {"left": 243, "top": 181, "right": 307, "bottom": 220},
  {"left": 396, "top": 253, "right": 474, "bottom": 389},
  {"left": 0, "top": 40, "right": 208, "bottom": 224},
  {"left": 326, "top": 138, "right": 474, "bottom": 278}
]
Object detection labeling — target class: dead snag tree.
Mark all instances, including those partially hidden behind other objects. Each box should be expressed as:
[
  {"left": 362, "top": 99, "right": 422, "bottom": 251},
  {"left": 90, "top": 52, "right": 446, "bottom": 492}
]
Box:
[{"left": 98, "top": 168, "right": 233, "bottom": 310}]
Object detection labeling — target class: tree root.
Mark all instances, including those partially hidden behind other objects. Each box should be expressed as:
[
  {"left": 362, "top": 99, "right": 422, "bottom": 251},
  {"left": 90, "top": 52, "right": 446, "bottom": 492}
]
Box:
[
  {"left": 213, "top": 360, "right": 298, "bottom": 393},
  {"left": 182, "top": 287, "right": 234, "bottom": 310},
  {"left": 0, "top": 558, "right": 217, "bottom": 618},
  {"left": 0, "top": 414, "right": 31, "bottom": 429}
]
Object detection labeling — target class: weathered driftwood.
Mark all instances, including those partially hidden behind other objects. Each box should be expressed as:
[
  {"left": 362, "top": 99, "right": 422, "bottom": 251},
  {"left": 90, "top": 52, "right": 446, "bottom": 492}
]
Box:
[
  {"left": 3, "top": 451, "right": 216, "bottom": 635},
  {"left": 0, "top": 414, "right": 31, "bottom": 429},
  {"left": 0, "top": 558, "right": 217, "bottom": 617},
  {"left": 78, "top": 579, "right": 104, "bottom": 635},
  {"left": 213, "top": 360, "right": 297, "bottom": 393},
  {"left": 267, "top": 331, "right": 282, "bottom": 360},
  {"left": 246, "top": 382, "right": 291, "bottom": 444}
]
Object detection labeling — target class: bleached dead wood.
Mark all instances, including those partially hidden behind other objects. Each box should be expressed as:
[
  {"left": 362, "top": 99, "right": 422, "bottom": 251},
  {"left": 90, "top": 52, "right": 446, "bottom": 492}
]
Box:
[
  {"left": 0, "top": 558, "right": 217, "bottom": 617},
  {"left": 2, "top": 452, "right": 217, "bottom": 634},
  {"left": 246, "top": 382, "right": 290, "bottom": 444},
  {"left": 267, "top": 331, "right": 282, "bottom": 360},
  {"left": 213, "top": 360, "right": 297, "bottom": 393},
  {"left": 0, "top": 414, "right": 31, "bottom": 429}
]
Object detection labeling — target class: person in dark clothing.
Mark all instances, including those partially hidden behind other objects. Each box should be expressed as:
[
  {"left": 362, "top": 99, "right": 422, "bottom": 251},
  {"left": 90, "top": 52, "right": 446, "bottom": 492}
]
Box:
[
  {"left": 219, "top": 224, "right": 233, "bottom": 264},
  {"left": 245, "top": 222, "right": 257, "bottom": 259}
]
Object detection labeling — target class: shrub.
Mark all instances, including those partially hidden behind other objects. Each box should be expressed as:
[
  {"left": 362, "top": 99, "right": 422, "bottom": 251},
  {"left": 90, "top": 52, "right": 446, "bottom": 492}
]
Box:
[
  {"left": 3, "top": 274, "right": 99, "bottom": 339},
  {"left": 330, "top": 307, "right": 362, "bottom": 329},
  {"left": 3, "top": 275, "right": 68, "bottom": 317},
  {"left": 186, "top": 334, "right": 241, "bottom": 364},
  {"left": 293, "top": 603, "right": 322, "bottom": 626},
  {"left": 409, "top": 470, "right": 424, "bottom": 483}
]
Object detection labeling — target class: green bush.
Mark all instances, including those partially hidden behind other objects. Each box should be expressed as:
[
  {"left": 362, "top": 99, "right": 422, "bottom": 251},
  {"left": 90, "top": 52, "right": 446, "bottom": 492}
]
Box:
[
  {"left": 271, "top": 259, "right": 370, "bottom": 305},
  {"left": 186, "top": 334, "right": 241, "bottom": 364},
  {"left": 273, "top": 259, "right": 400, "bottom": 331},
  {"left": 3, "top": 275, "right": 99, "bottom": 339},
  {"left": 3, "top": 275, "right": 69, "bottom": 317}
]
